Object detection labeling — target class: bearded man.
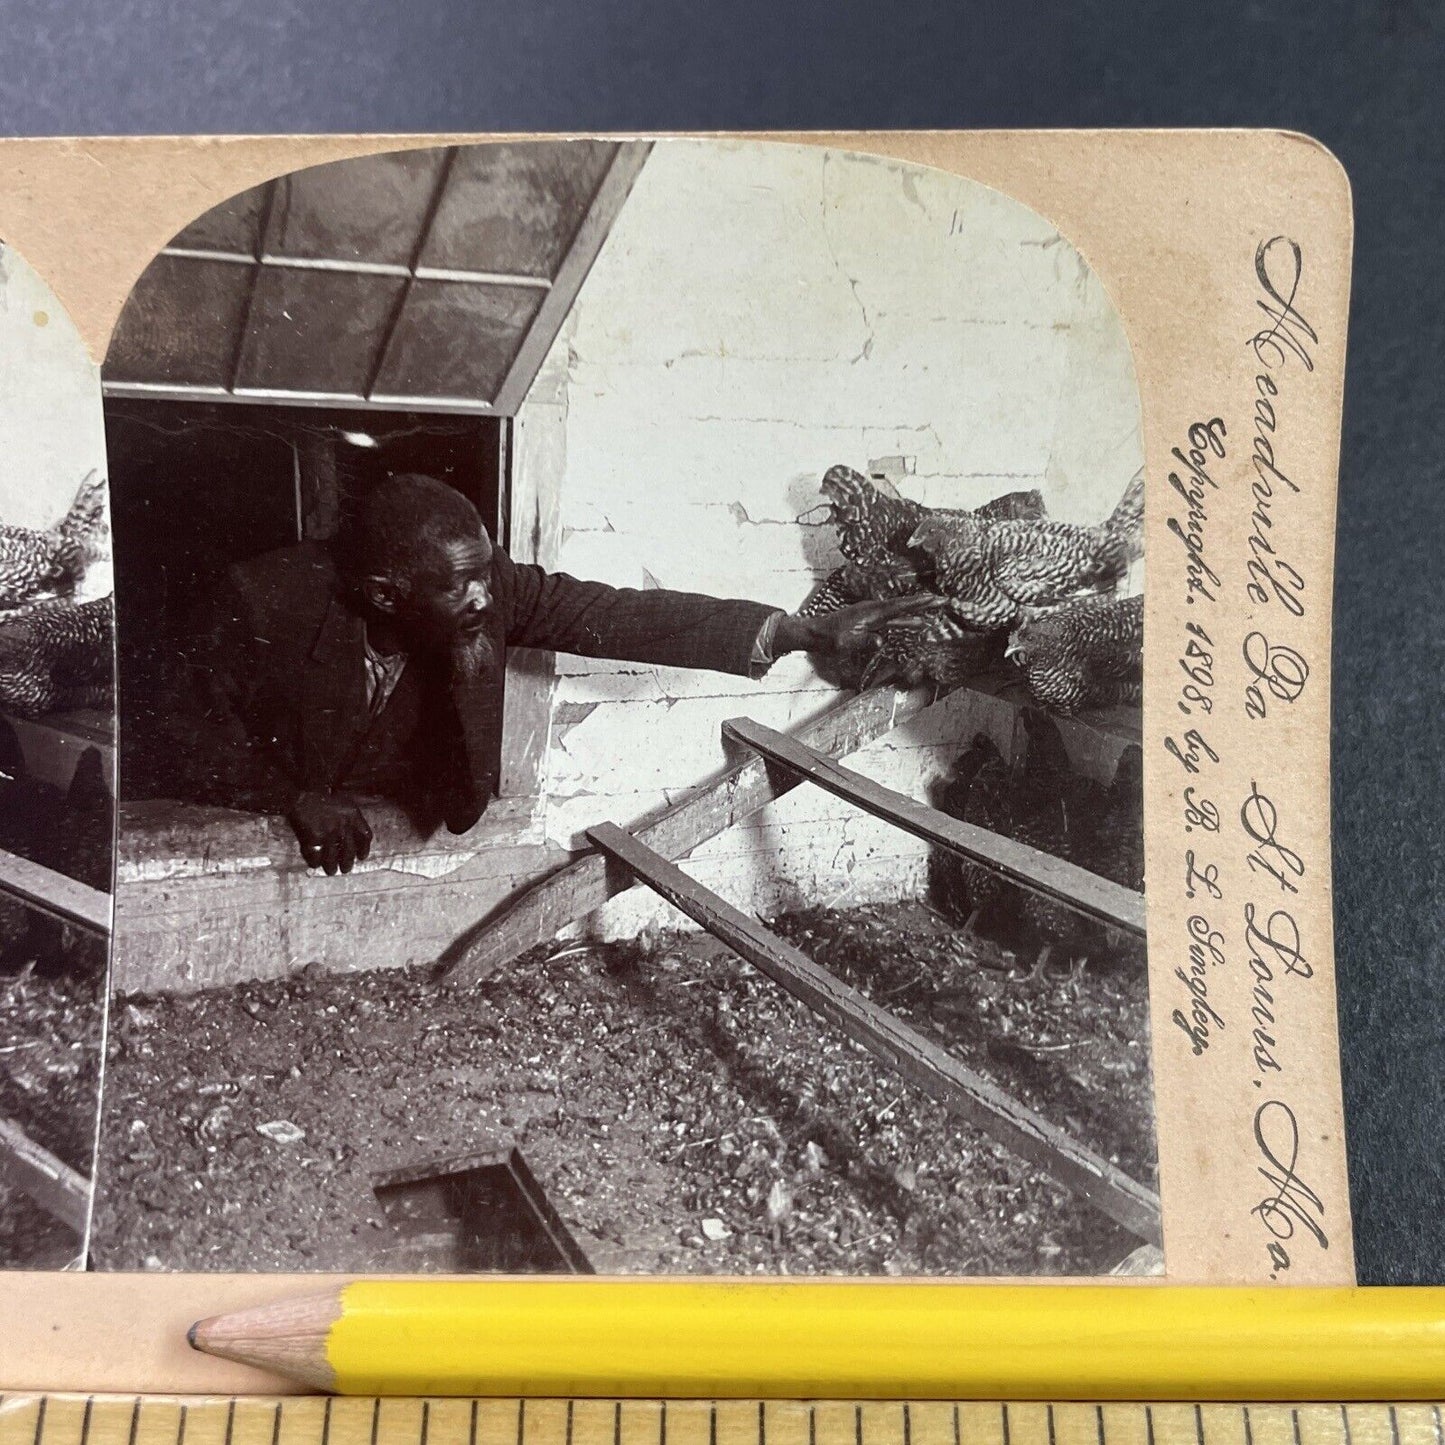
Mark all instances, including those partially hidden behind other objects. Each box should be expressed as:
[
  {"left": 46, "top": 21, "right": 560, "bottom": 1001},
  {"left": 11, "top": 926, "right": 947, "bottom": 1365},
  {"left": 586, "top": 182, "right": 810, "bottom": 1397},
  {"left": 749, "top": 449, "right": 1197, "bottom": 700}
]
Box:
[{"left": 171, "top": 472, "right": 923, "bottom": 875}]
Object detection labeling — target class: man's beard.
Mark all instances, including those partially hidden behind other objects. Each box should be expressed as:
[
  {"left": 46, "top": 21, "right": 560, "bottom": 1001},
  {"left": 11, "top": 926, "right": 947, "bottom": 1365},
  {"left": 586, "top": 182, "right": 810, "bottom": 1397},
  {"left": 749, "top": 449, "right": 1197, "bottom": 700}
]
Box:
[{"left": 449, "top": 623, "right": 499, "bottom": 687}]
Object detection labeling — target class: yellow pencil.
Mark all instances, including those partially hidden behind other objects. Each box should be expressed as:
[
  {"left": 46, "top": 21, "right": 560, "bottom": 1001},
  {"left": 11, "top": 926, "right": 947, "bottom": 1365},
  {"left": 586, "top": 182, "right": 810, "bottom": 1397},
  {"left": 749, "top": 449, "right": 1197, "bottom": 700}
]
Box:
[{"left": 189, "top": 1280, "right": 1445, "bottom": 1399}]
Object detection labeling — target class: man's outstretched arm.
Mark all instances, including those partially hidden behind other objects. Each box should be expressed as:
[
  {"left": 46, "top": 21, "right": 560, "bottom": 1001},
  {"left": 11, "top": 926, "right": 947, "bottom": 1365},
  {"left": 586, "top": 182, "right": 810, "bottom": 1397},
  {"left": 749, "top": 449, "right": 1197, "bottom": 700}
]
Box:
[{"left": 494, "top": 549, "right": 930, "bottom": 676}]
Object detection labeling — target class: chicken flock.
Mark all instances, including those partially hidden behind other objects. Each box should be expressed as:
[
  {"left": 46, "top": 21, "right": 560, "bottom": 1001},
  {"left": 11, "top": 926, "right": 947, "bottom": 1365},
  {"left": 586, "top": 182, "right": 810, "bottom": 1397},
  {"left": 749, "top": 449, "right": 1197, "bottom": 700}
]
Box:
[
  {"left": 798, "top": 463, "right": 1143, "bottom": 712},
  {"left": 0, "top": 472, "right": 114, "bottom": 719},
  {"left": 797, "top": 463, "right": 1147, "bottom": 982}
]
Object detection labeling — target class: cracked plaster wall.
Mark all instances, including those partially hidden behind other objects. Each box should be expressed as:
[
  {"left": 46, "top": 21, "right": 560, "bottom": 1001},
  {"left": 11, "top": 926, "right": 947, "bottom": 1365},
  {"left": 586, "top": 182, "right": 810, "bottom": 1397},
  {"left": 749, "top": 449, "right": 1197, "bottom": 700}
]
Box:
[{"left": 514, "top": 140, "right": 1143, "bottom": 934}]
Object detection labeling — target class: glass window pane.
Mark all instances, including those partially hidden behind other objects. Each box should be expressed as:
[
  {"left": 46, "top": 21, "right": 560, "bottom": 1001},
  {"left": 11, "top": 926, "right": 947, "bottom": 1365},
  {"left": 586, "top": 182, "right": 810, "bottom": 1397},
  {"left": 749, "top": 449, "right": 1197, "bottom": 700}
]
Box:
[
  {"left": 372, "top": 280, "right": 544, "bottom": 402},
  {"left": 104, "top": 255, "right": 255, "bottom": 387},
  {"left": 419, "top": 141, "right": 616, "bottom": 278},
  {"left": 234, "top": 266, "right": 407, "bottom": 396},
  {"left": 264, "top": 148, "right": 449, "bottom": 266}
]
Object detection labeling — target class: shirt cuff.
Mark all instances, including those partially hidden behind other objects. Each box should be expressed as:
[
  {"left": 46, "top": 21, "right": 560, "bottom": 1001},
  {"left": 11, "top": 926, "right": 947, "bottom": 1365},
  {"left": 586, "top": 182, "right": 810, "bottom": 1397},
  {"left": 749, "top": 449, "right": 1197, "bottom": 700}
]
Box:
[{"left": 749, "top": 610, "right": 786, "bottom": 678}]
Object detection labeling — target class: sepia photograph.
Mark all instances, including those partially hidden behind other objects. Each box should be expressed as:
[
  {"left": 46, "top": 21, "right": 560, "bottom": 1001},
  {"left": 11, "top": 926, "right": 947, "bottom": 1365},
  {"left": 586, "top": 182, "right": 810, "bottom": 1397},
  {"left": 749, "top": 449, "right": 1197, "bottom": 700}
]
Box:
[
  {"left": 85, "top": 138, "right": 1156, "bottom": 1277},
  {"left": 0, "top": 240, "right": 116, "bottom": 1269}
]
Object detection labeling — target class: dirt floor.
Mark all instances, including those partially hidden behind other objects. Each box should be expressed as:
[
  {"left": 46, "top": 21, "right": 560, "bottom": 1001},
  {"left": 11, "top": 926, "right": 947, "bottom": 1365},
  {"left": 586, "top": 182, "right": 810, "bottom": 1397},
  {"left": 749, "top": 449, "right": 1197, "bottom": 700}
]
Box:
[
  {"left": 0, "top": 952, "right": 103, "bottom": 1269},
  {"left": 93, "top": 901, "right": 1157, "bottom": 1276}
]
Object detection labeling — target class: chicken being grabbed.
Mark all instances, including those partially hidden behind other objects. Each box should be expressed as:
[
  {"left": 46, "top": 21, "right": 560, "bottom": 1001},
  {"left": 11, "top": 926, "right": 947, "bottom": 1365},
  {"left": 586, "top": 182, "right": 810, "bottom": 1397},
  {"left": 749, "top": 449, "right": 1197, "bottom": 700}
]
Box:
[
  {"left": 1006, "top": 592, "right": 1142, "bottom": 715},
  {"left": 906, "top": 469, "right": 1144, "bottom": 630},
  {"left": 0, "top": 596, "right": 115, "bottom": 719},
  {"left": 795, "top": 555, "right": 925, "bottom": 618},
  {"left": 0, "top": 471, "right": 108, "bottom": 612},
  {"left": 857, "top": 604, "right": 1006, "bottom": 692}
]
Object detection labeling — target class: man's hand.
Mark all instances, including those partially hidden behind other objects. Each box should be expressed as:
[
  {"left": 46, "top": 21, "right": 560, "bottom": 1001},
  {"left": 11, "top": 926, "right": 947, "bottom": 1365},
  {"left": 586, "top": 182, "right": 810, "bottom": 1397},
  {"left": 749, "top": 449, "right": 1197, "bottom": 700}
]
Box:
[
  {"left": 287, "top": 790, "right": 374, "bottom": 875},
  {"left": 773, "top": 596, "right": 946, "bottom": 664}
]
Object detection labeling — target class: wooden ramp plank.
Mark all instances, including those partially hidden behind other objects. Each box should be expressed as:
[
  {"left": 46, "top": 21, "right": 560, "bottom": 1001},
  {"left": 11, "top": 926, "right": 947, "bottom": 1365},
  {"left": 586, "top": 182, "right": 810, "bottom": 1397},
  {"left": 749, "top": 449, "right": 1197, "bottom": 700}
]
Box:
[
  {"left": 0, "top": 1113, "right": 90, "bottom": 1235},
  {"left": 0, "top": 846, "right": 111, "bottom": 935},
  {"left": 444, "top": 687, "right": 931, "bottom": 986},
  {"left": 586, "top": 820, "right": 1162, "bottom": 1244},
  {"left": 723, "top": 717, "right": 1146, "bottom": 937}
]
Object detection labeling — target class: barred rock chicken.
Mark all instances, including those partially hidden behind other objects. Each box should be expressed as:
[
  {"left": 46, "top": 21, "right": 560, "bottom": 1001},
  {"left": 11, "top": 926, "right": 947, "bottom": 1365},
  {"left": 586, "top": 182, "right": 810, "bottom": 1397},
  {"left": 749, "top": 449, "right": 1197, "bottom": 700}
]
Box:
[
  {"left": 1009, "top": 708, "right": 1098, "bottom": 980},
  {"left": 1006, "top": 592, "right": 1142, "bottom": 715},
  {"left": 796, "top": 555, "right": 924, "bottom": 618},
  {"left": 1067, "top": 743, "right": 1146, "bottom": 977},
  {"left": 0, "top": 471, "right": 108, "bottom": 612},
  {"left": 815, "top": 464, "right": 1046, "bottom": 571},
  {"left": 1088, "top": 744, "right": 1144, "bottom": 893},
  {"left": 927, "top": 731, "right": 1015, "bottom": 938},
  {"left": 0, "top": 597, "right": 114, "bottom": 719},
  {"left": 857, "top": 606, "right": 1006, "bottom": 692},
  {"left": 802, "top": 468, "right": 1042, "bottom": 691},
  {"left": 907, "top": 469, "right": 1144, "bottom": 631},
  {"left": 797, "top": 560, "right": 1003, "bottom": 692}
]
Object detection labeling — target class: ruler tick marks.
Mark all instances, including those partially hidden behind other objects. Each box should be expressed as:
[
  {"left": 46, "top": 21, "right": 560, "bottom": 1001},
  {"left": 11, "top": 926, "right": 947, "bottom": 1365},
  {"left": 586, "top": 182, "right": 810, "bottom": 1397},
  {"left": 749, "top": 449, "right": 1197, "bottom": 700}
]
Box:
[
  {"left": 1095, "top": 1406, "right": 1105, "bottom": 1445},
  {"left": 659, "top": 1401, "right": 667, "bottom": 1445},
  {"left": 369, "top": 1400, "right": 381, "bottom": 1445},
  {"left": 1243, "top": 1406, "right": 1255, "bottom": 1445},
  {"left": 1147, "top": 1406, "right": 1156, "bottom": 1445},
  {"left": 1433, "top": 1406, "right": 1443, "bottom": 1445},
  {"left": 1292, "top": 1410, "right": 1301, "bottom": 1445},
  {"left": 322, "top": 1398, "right": 333, "bottom": 1445},
  {"left": 127, "top": 1397, "right": 141, "bottom": 1445},
  {"left": 904, "top": 1403, "right": 913, "bottom": 1445},
  {"left": 467, "top": 1401, "right": 477, "bottom": 1445},
  {"left": 518, "top": 1398, "right": 526, "bottom": 1445},
  {"left": 1390, "top": 1407, "right": 1401, "bottom": 1445},
  {"left": 223, "top": 1397, "right": 236, "bottom": 1445},
  {"left": 420, "top": 1403, "right": 430, "bottom": 1445},
  {"left": 177, "top": 1404, "right": 188, "bottom": 1445},
  {"left": 709, "top": 1405, "right": 717, "bottom": 1445},
  {"left": 758, "top": 1401, "right": 766, "bottom": 1445},
  {"left": 1047, "top": 1406, "right": 1057, "bottom": 1445},
  {"left": 31, "top": 1395, "right": 46, "bottom": 1445},
  {"left": 613, "top": 1403, "right": 622, "bottom": 1445},
  {"left": 79, "top": 1397, "right": 94, "bottom": 1445},
  {"left": 1002, "top": 1403, "right": 1012, "bottom": 1445},
  {"left": 1339, "top": 1406, "right": 1351, "bottom": 1445},
  {"left": 855, "top": 1404, "right": 864, "bottom": 1445},
  {"left": 565, "top": 1401, "right": 574, "bottom": 1445},
  {"left": 951, "top": 1404, "right": 960, "bottom": 1445},
  {"left": 1193, "top": 1405, "right": 1203, "bottom": 1445},
  {"left": 272, "top": 1402, "right": 284, "bottom": 1445},
  {"left": 811, "top": 1404, "right": 818, "bottom": 1445}
]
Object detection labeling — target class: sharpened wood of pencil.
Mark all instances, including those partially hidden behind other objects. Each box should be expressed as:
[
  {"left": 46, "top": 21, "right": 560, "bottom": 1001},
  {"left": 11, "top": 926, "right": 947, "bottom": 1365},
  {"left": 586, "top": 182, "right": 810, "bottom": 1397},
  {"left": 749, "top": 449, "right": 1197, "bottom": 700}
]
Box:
[{"left": 189, "top": 1281, "right": 1445, "bottom": 1399}]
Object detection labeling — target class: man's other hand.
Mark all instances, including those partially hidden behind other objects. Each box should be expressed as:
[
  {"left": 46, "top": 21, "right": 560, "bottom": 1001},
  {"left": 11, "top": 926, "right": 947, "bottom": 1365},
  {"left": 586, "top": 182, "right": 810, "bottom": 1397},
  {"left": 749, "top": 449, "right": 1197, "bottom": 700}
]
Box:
[
  {"left": 287, "top": 790, "right": 374, "bottom": 875},
  {"left": 774, "top": 595, "right": 946, "bottom": 663}
]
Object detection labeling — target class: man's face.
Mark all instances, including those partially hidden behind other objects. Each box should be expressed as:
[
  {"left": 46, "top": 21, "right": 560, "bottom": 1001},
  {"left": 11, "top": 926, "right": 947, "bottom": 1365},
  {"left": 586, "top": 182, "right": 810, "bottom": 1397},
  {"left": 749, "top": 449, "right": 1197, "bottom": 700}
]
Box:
[{"left": 396, "top": 532, "right": 495, "bottom": 653}]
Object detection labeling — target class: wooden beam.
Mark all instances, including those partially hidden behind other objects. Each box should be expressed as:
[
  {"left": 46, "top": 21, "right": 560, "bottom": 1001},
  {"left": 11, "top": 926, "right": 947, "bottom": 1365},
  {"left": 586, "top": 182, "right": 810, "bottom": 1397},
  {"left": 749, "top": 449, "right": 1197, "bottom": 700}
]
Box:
[
  {"left": 0, "top": 847, "right": 111, "bottom": 934},
  {"left": 443, "top": 687, "right": 931, "bottom": 986},
  {"left": 723, "top": 717, "right": 1146, "bottom": 937},
  {"left": 586, "top": 821, "right": 1161, "bottom": 1245},
  {"left": 0, "top": 1113, "right": 90, "bottom": 1236}
]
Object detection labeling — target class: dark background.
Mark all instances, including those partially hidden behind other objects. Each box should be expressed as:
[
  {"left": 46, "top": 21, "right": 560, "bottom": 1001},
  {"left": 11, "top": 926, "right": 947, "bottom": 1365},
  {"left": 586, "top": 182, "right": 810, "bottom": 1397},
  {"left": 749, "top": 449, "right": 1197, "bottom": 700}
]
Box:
[{"left": 2, "top": 0, "right": 1440, "bottom": 1284}]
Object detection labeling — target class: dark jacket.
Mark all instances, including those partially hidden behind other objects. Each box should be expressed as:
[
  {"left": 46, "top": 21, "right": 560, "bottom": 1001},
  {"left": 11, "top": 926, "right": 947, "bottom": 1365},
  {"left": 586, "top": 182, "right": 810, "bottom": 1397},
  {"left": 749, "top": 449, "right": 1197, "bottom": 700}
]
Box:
[{"left": 170, "top": 541, "right": 777, "bottom": 834}]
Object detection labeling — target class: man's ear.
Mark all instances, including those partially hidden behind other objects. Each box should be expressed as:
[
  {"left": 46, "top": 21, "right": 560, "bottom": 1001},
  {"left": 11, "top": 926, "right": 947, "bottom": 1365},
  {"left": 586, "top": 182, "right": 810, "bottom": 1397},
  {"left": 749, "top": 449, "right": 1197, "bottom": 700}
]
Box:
[{"left": 360, "top": 575, "right": 405, "bottom": 615}]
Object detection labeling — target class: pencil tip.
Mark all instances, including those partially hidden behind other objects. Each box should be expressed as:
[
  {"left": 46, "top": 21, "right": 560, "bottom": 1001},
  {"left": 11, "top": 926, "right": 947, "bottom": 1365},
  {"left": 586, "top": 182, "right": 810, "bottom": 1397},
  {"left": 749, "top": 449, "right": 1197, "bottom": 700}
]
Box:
[{"left": 187, "top": 1321, "right": 200, "bottom": 1350}]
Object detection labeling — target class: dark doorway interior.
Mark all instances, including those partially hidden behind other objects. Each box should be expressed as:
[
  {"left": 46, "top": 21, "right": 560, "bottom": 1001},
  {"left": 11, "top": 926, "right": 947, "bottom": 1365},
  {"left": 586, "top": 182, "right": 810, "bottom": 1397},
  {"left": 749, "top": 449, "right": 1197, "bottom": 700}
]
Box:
[{"left": 103, "top": 398, "right": 506, "bottom": 801}]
